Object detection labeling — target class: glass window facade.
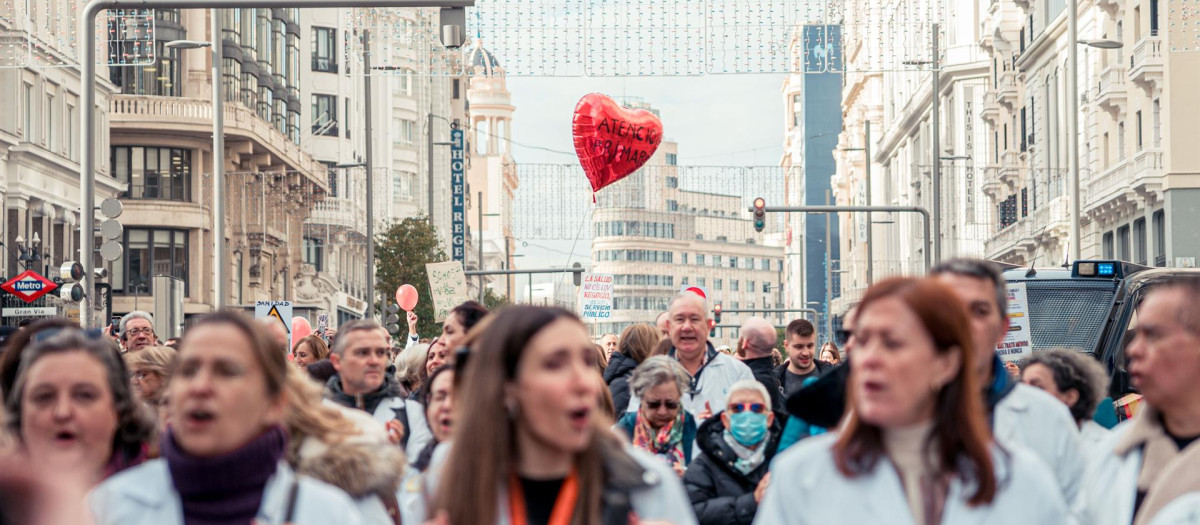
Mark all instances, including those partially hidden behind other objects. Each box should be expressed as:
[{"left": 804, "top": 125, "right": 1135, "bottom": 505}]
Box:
[
  {"left": 312, "top": 27, "right": 337, "bottom": 72},
  {"left": 110, "top": 146, "right": 192, "bottom": 201},
  {"left": 593, "top": 221, "right": 675, "bottom": 239},
  {"left": 116, "top": 228, "right": 189, "bottom": 295}
]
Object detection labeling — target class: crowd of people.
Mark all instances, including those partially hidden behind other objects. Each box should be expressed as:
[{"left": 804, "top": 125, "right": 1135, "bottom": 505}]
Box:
[{"left": 0, "top": 257, "right": 1198, "bottom": 524}]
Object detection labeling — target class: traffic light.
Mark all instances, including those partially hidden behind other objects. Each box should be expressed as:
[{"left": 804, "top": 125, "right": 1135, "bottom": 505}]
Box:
[
  {"left": 573, "top": 262, "right": 583, "bottom": 286},
  {"left": 713, "top": 303, "right": 722, "bottom": 325},
  {"left": 752, "top": 198, "right": 766, "bottom": 232}
]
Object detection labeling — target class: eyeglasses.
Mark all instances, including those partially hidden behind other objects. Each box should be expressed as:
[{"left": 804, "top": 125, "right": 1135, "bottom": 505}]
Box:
[
  {"left": 126, "top": 328, "right": 155, "bottom": 337},
  {"left": 728, "top": 403, "right": 766, "bottom": 414},
  {"left": 645, "top": 399, "right": 680, "bottom": 410}
]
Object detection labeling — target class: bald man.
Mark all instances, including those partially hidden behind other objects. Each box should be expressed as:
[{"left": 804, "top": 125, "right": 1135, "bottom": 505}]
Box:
[
  {"left": 739, "top": 317, "right": 784, "bottom": 412},
  {"left": 655, "top": 311, "right": 670, "bottom": 338}
]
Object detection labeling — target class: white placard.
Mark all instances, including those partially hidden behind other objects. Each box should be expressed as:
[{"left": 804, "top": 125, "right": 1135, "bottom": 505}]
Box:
[
  {"left": 426, "top": 261, "right": 469, "bottom": 323},
  {"left": 579, "top": 273, "right": 614, "bottom": 319},
  {"left": 996, "top": 282, "right": 1033, "bottom": 363}
]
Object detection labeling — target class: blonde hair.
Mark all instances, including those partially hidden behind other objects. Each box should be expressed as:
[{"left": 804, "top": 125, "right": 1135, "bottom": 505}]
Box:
[
  {"left": 281, "top": 367, "right": 358, "bottom": 463},
  {"left": 124, "top": 345, "right": 177, "bottom": 380}
]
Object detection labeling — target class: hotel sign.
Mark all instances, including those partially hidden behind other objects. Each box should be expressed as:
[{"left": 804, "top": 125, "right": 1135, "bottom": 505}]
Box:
[{"left": 450, "top": 128, "right": 466, "bottom": 262}]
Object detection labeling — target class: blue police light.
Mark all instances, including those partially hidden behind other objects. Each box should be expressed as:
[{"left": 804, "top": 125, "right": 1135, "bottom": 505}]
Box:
[{"left": 1073, "top": 260, "right": 1123, "bottom": 279}]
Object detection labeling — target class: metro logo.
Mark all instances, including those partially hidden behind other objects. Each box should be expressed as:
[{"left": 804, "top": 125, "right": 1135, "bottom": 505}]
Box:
[{"left": 1, "top": 271, "right": 58, "bottom": 303}]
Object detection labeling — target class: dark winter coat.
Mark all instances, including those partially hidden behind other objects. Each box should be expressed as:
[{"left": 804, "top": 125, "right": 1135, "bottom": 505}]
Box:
[
  {"left": 683, "top": 414, "right": 783, "bottom": 525},
  {"left": 742, "top": 356, "right": 783, "bottom": 413},
  {"left": 774, "top": 359, "right": 834, "bottom": 415},
  {"left": 604, "top": 353, "right": 640, "bottom": 414}
]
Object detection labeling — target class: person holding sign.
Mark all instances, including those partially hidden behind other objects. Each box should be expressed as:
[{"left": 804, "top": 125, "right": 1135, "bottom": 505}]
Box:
[{"left": 931, "top": 259, "right": 1084, "bottom": 505}]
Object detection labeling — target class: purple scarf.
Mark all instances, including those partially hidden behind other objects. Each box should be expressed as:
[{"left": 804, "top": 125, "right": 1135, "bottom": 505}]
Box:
[{"left": 162, "top": 425, "right": 287, "bottom": 525}]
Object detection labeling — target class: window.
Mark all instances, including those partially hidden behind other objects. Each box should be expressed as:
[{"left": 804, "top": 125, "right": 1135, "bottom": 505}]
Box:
[
  {"left": 117, "top": 228, "right": 188, "bottom": 295},
  {"left": 666, "top": 153, "right": 677, "bottom": 165},
  {"left": 667, "top": 199, "right": 678, "bottom": 211},
  {"left": 748, "top": 281, "right": 755, "bottom": 292},
  {"left": 681, "top": 253, "right": 688, "bottom": 265},
  {"left": 108, "top": 42, "right": 180, "bottom": 97},
  {"left": 762, "top": 282, "right": 771, "bottom": 293},
  {"left": 761, "top": 258, "right": 771, "bottom": 270},
  {"left": 713, "top": 255, "right": 722, "bottom": 267},
  {"left": 714, "top": 279, "right": 723, "bottom": 290},
  {"left": 729, "top": 257, "right": 738, "bottom": 268},
  {"left": 344, "top": 97, "right": 351, "bottom": 139},
  {"left": 665, "top": 176, "right": 678, "bottom": 189},
  {"left": 321, "top": 162, "right": 339, "bottom": 197},
  {"left": 303, "top": 237, "right": 324, "bottom": 271},
  {"left": 22, "top": 82, "right": 32, "bottom": 140},
  {"left": 1153, "top": 100, "right": 1161, "bottom": 147},
  {"left": 452, "top": 78, "right": 460, "bottom": 99},
  {"left": 696, "top": 254, "right": 705, "bottom": 266},
  {"left": 681, "top": 277, "right": 688, "bottom": 285},
  {"left": 1151, "top": 0, "right": 1160, "bottom": 36},
  {"left": 393, "top": 171, "right": 415, "bottom": 200},
  {"left": 1133, "top": 218, "right": 1147, "bottom": 265},
  {"left": 311, "top": 94, "right": 337, "bottom": 136},
  {"left": 1118, "top": 122, "right": 1126, "bottom": 161},
  {"left": 696, "top": 277, "right": 705, "bottom": 287},
  {"left": 731, "top": 280, "right": 739, "bottom": 292},
  {"left": 1136, "top": 111, "right": 1143, "bottom": 150},
  {"left": 66, "top": 102, "right": 76, "bottom": 160},
  {"left": 44, "top": 88, "right": 55, "bottom": 150},
  {"left": 1102, "top": 231, "right": 1114, "bottom": 259},
  {"left": 312, "top": 27, "right": 337, "bottom": 72},
  {"left": 110, "top": 146, "right": 193, "bottom": 201},
  {"left": 1117, "top": 224, "right": 1131, "bottom": 261},
  {"left": 1153, "top": 210, "right": 1166, "bottom": 267}
]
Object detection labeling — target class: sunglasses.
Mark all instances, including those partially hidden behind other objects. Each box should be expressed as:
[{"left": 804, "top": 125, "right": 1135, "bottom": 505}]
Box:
[
  {"left": 728, "top": 403, "right": 767, "bottom": 414},
  {"left": 645, "top": 400, "right": 680, "bottom": 410}
]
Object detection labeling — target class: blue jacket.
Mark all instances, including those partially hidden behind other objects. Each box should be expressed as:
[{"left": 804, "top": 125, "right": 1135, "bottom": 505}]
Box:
[{"left": 617, "top": 411, "right": 698, "bottom": 464}]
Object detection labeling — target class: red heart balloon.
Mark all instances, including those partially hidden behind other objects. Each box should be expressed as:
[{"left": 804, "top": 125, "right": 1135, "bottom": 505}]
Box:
[{"left": 572, "top": 93, "right": 664, "bottom": 194}]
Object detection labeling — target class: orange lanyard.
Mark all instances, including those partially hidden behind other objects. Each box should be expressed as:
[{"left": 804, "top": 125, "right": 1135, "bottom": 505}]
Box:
[{"left": 508, "top": 469, "right": 580, "bottom": 525}]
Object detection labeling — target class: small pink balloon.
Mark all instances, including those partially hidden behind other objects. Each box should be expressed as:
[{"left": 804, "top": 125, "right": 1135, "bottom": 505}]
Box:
[
  {"left": 396, "top": 284, "right": 419, "bottom": 311},
  {"left": 292, "top": 316, "right": 312, "bottom": 343}
]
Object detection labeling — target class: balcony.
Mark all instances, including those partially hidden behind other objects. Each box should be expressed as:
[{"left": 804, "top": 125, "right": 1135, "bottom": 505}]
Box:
[
  {"left": 110, "top": 95, "right": 324, "bottom": 184},
  {"left": 986, "top": 219, "right": 1033, "bottom": 262},
  {"left": 980, "top": 167, "right": 1005, "bottom": 201},
  {"left": 1096, "top": 0, "right": 1121, "bottom": 16},
  {"left": 1129, "top": 36, "right": 1163, "bottom": 92},
  {"left": 997, "top": 70, "right": 1020, "bottom": 110},
  {"left": 981, "top": 89, "right": 1001, "bottom": 126},
  {"left": 1085, "top": 159, "right": 1131, "bottom": 215},
  {"left": 307, "top": 196, "right": 366, "bottom": 233},
  {"left": 999, "top": 151, "right": 1022, "bottom": 190},
  {"left": 1095, "top": 65, "right": 1127, "bottom": 116},
  {"left": 1130, "top": 148, "right": 1165, "bottom": 202}
]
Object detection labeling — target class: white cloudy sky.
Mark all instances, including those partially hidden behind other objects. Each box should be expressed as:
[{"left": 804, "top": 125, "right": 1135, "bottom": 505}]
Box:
[{"left": 502, "top": 74, "right": 788, "bottom": 300}]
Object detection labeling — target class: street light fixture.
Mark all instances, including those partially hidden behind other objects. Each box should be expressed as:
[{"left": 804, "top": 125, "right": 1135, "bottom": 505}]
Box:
[
  {"left": 1080, "top": 39, "right": 1124, "bottom": 49},
  {"left": 167, "top": 26, "right": 224, "bottom": 310}
]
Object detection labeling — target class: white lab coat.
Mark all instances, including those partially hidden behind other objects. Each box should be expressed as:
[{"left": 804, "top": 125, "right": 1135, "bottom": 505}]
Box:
[
  {"left": 625, "top": 349, "right": 755, "bottom": 421},
  {"left": 1080, "top": 420, "right": 1114, "bottom": 464},
  {"left": 994, "top": 383, "right": 1086, "bottom": 504},
  {"left": 753, "top": 433, "right": 1070, "bottom": 525},
  {"left": 88, "top": 460, "right": 364, "bottom": 525},
  {"left": 322, "top": 396, "right": 433, "bottom": 463},
  {"left": 423, "top": 443, "right": 698, "bottom": 525}
]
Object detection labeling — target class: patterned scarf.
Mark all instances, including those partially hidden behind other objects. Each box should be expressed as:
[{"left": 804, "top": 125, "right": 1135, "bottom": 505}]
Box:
[{"left": 632, "top": 410, "right": 685, "bottom": 471}]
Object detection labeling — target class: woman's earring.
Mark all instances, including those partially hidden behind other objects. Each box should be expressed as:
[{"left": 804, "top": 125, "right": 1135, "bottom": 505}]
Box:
[{"left": 506, "top": 399, "right": 520, "bottom": 420}]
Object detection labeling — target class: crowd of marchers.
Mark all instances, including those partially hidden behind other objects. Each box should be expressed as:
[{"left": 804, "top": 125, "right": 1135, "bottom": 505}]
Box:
[{"left": 0, "top": 257, "right": 1198, "bottom": 525}]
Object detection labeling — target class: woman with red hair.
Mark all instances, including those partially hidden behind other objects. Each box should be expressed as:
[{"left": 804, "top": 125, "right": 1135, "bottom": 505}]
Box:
[{"left": 755, "top": 277, "right": 1069, "bottom": 524}]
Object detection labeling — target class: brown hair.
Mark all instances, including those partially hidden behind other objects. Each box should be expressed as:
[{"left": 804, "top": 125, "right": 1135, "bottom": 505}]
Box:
[
  {"left": 618, "top": 323, "right": 659, "bottom": 364},
  {"left": 833, "top": 277, "right": 997, "bottom": 505},
  {"left": 432, "top": 306, "right": 618, "bottom": 525},
  {"left": 0, "top": 318, "right": 79, "bottom": 403},
  {"left": 292, "top": 335, "right": 330, "bottom": 362},
  {"left": 786, "top": 318, "right": 815, "bottom": 339},
  {"left": 590, "top": 343, "right": 608, "bottom": 376},
  {"left": 185, "top": 312, "right": 288, "bottom": 397},
  {"left": 651, "top": 337, "right": 674, "bottom": 357},
  {"left": 281, "top": 366, "right": 358, "bottom": 462}
]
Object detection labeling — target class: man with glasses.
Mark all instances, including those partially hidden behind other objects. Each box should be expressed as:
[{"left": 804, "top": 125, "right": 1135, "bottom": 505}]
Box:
[
  {"left": 118, "top": 311, "right": 157, "bottom": 353},
  {"left": 626, "top": 292, "right": 753, "bottom": 424}
]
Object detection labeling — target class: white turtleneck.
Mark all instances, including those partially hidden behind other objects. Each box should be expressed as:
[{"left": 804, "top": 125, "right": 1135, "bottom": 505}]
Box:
[{"left": 883, "top": 420, "right": 939, "bottom": 525}]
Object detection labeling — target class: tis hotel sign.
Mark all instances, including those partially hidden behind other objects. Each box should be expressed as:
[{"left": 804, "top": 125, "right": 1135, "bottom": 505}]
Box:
[{"left": 450, "top": 126, "right": 466, "bottom": 262}]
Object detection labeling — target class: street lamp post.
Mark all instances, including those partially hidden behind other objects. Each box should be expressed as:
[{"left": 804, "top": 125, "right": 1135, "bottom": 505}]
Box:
[
  {"left": 903, "top": 23, "right": 940, "bottom": 263},
  {"left": 842, "top": 120, "right": 872, "bottom": 285},
  {"left": 166, "top": 28, "right": 223, "bottom": 310}
]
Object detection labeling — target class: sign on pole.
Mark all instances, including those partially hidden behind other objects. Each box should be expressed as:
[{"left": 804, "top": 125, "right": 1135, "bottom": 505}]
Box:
[
  {"left": 579, "top": 273, "right": 614, "bottom": 320},
  {"left": 255, "top": 300, "right": 293, "bottom": 349},
  {"left": 1, "top": 271, "right": 59, "bottom": 303},
  {"left": 996, "top": 282, "right": 1033, "bottom": 363},
  {"left": 450, "top": 128, "right": 466, "bottom": 262},
  {"left": 426, "top": 261, "right": 469, "bottom": 322}
]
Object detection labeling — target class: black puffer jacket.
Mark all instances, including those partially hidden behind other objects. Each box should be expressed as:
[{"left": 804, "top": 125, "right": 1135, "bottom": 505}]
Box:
[
  {"left": 682, "top": 413, "right": 782, "bottom": 525},
  {"left": 603, "top": 353, "right": 639, "bottom": 414}
]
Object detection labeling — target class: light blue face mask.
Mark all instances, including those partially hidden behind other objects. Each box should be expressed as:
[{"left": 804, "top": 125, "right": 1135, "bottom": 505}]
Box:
[{"left": 728, "top": 411, "right": 769, "bottom": 446}]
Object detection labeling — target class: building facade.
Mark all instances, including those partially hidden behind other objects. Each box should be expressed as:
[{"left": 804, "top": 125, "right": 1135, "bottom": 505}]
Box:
[
  {"left": 831, "top": 0, "right": 993, "bottom": 318},
  {"left": 980, "top": 0, "right": 1197, "bottom": 268},
  {"left": 0, "top": 0, "right": 119, "bottom": 317}
]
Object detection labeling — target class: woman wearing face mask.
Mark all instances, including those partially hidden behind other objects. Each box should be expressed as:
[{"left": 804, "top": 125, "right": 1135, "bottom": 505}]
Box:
[
  {"left": 88, "top": 312, "right": 363, "bottom": 525},
  {"left": 616, "top": 356, "right": 698, "bottom": 476},
  {"left": 755, "top": 277, "right": 1069, "bottom": 525},
  {"left": 428, "top": 306, "right": 695, "bottom": 525},
  {"left": 683, "top": 380, "right": 781, "bottom": 525},
  {"left": 5, "top": 331, "right": 155, "bottom": 492}
]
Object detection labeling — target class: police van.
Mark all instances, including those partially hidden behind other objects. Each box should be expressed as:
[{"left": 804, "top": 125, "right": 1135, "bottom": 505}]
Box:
[{"left": 1002, "top": 260, "right": 1200, "bottom": 400}]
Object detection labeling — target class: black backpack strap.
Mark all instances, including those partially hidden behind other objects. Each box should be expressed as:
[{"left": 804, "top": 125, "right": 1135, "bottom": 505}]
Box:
[{"left": 283, "top": 476, "right": 301, "bottom": 523}]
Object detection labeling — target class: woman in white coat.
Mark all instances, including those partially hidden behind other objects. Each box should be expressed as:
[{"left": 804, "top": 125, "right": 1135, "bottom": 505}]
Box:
[
  {"left": 89, "top": 312, "right": 363, "bottom": 525},
  {"left": 426, "top": 305, "right": 696, "bottom": 525},
  {"left": 755, "top": 277, "right": 1069, "bottom": 525}
]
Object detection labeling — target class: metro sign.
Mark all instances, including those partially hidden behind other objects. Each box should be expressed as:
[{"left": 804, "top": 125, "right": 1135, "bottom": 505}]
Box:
[{"left": 2, "top": 270, "right": 58, "bottom": 303}]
